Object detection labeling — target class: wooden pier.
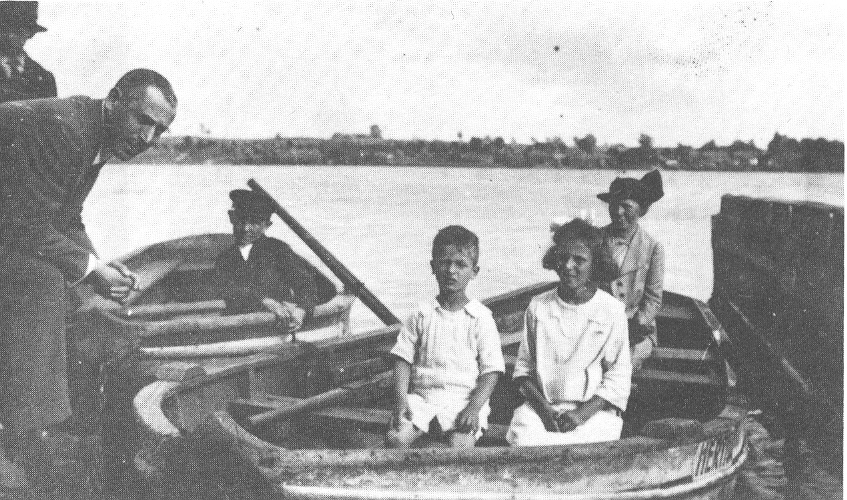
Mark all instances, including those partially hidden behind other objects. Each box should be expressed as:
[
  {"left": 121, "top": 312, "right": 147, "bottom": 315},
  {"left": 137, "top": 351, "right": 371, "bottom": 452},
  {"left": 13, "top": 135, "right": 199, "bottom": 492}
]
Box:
[{"left": 710, "top": 194, "right": 843, "bottom": 476}]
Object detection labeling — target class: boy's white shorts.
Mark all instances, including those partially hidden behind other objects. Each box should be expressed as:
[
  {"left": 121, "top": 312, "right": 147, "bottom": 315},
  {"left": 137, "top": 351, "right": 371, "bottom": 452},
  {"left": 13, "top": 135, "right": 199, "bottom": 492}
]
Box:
[{"left": 406, "top": 393, "right": 490, "bottom": 438}]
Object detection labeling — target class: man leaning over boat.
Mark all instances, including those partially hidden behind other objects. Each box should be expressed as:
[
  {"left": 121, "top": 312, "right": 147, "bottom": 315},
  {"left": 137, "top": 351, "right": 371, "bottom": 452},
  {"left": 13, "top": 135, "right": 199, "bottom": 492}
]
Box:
[{"left": 0, "top": 68, "right": 176, "bottom": 493}]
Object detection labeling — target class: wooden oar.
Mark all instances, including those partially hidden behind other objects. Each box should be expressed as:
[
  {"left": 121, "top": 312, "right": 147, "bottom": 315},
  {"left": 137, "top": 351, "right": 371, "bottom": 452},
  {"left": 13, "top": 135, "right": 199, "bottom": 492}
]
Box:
[
  {"left": 248, "top": 179, "right": 399, "bottom": 326},
  {"left": 248, "top": 370, "right": 392, "bottom": 427}
]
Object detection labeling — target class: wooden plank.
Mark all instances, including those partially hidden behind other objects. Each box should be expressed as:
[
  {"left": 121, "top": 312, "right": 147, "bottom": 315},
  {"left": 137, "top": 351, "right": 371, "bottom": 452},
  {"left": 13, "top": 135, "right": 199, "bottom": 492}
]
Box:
[
  {"left": 331, "top": 357, "right": 390, "bottom": 386},
  {"left": 504, "top": 355, "right": 719, "bottom": 383},
  {"left": 634, "top": 368, "right": 720, "bottom": 386},
  {"left": 312, "top": 405, "right": 392, "bottom": 426},
  {"left": 122, "top": 300, "right": 225, "bottom": 319},
  {"left": 652, "top": 347, "right": 714, "bottom": 362},
  {"left": 657, "top": 304, "right": 695, "bottom": 321},
  {"left": 235, "top": 401, "right": 513, "bottom": 442},
  {"left": 248, "top": 371, "right": 393, "bottom": 427}
]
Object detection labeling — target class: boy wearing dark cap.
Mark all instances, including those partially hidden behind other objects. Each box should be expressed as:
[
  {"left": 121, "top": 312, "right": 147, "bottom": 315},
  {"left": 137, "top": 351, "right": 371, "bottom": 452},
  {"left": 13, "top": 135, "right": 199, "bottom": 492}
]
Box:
[
  {"left": 597, "top": 169, "right": 665, "bottom": 372},
  {"left": 214, "top": 189, "right": 321, "bottom": 334}
]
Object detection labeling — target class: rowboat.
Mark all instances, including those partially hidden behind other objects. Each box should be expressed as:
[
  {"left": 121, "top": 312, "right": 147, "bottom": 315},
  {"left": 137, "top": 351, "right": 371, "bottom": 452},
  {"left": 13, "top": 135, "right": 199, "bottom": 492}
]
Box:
[
  {"left": 132, "top": 286, "right": 745, "bottom": 500},
  {"left": 119, "top": 182, "right": 747, "bottom": 499},
  {"left": 68, "top": 232, "right": 356, "bottom": 363}
]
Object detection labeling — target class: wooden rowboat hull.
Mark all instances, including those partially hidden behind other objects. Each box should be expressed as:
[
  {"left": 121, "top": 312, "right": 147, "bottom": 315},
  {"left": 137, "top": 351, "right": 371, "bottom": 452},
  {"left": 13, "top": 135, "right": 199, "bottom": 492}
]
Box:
[{"left": 131, "top": 283, "right": 746, "bottom": 500}]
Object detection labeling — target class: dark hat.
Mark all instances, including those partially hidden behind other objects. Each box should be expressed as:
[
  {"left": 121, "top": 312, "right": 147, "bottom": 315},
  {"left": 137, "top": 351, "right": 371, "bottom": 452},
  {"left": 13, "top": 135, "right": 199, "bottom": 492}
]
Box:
[
  {"left": 597, "top": 169, "right": 664, "bottom": 211},
  {"left": 0, "top": 2, "right": 47, "bottom": 33},
  {"left": 229, "top": 189, "right": 274, "bottom": 221}
]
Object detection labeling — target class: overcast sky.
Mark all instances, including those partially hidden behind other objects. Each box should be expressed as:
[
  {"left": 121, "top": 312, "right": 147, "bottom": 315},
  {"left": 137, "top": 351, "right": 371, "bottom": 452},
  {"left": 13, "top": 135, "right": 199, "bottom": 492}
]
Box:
[{"left": 29, "top": 1, "right": 844, "bottom": 147}]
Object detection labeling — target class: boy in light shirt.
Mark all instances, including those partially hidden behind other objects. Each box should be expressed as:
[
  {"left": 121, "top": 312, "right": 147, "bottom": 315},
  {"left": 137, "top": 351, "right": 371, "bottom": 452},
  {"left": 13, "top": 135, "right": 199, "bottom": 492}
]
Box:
[{"left": 386, "top": 226, "right": 505, "bottom": 449}]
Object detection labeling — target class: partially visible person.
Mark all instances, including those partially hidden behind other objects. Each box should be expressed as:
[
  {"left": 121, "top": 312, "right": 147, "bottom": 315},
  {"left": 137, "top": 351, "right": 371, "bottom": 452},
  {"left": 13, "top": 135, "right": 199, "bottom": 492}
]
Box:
[
  {"left": 0, "top": 68, "right": 176, "bottom": 492},
  {"left": 213, "top": 189, "right": 322, "bottom": 335},
  {"left": 386, "top": 225, "right": 504, "bottom": 449},
  {"left": 597, "top": 169, "right": 665, "bottom": 372},
  {"left": 0, "top": 1, "right": 55, "bottom": 103},
  {"left": 507, "top": 219, "right": 630, "bottom": 447}
]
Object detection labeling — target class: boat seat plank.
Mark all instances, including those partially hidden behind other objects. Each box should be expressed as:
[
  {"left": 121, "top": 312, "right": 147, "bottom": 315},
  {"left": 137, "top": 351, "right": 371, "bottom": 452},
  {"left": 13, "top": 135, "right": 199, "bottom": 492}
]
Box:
[
  {"left": 504, "top": 346, "right": 713, "bottom": 368},
  {"left": 236, "top": 400, "right": 514, "bottom": 443},
  {"left": 332, "top": 357, "right": 390, "bottom": 386},
  {"left": 634, "top": 368, "right": 721, "bottom": 386},
  {"left": 652, "top": 347, "right": 715, "bottom": 362},
  {"left": 657, "top": 304, "right": 695, "bottom": 320}
]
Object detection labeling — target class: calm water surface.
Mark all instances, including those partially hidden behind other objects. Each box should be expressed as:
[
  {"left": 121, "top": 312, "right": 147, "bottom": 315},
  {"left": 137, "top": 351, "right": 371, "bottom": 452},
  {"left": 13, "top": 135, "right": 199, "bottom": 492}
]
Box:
[{"left": 83, "top": 166, "right": 843, "bottom": 329}]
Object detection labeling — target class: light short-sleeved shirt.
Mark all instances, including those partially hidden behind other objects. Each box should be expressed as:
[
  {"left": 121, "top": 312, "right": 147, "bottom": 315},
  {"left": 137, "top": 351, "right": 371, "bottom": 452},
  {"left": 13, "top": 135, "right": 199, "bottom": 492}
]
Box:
[
  {"left": 391, "top": 299, "right": 505, "bottom": 428},
  {"left": 513, "top": 289, "right": 631, "bottom": 412}
]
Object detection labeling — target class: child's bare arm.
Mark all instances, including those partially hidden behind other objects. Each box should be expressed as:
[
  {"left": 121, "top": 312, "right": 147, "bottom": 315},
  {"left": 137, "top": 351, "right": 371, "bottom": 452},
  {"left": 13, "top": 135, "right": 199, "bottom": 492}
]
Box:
[
  {"left": 391, "top": 357, "right": 412, "bottom": 428},
  {"left": 454, "top": 371, "right": 500, "bottom": 432}
]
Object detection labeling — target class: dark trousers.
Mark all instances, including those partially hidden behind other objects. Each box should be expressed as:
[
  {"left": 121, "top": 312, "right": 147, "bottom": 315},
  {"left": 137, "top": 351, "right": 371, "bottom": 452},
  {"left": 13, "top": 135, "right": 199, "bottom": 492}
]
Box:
[{"left": 0, "top": 250, "right": 72, "bottom": 436}]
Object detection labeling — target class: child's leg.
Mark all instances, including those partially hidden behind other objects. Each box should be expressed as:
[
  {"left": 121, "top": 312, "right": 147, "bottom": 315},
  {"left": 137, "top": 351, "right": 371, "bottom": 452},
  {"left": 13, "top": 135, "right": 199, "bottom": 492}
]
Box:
[
  {"left": 448, "top": 431, "right": 477, "bottom": 449},
  {"left": 384, "top": 417, "right": 425, "bottom": 449}
]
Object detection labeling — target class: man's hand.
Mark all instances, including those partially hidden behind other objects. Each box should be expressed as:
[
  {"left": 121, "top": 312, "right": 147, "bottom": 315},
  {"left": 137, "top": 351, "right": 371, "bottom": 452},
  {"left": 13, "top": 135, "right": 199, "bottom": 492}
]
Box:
[
  {"left": 261, "top": 298, "right": 306, "bottom": 332},
  {"left": 110, "top": 261, "right": 140, "bottom": 291},
  {"left": 454, "top": 405, "right": 480, "bottom": 434},
  {"left": 88, "top": 262, "right": 138, "bottom": 304}
]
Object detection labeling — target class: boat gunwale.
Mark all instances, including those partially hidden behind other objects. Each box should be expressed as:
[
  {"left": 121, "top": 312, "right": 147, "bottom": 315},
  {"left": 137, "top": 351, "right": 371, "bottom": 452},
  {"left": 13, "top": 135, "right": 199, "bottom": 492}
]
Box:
[
  {"left": 198, "top": 408, "right": 747, "bottom": 500},
  {"left": 92, "top": 293, "right": 356, "bottom": 339}
]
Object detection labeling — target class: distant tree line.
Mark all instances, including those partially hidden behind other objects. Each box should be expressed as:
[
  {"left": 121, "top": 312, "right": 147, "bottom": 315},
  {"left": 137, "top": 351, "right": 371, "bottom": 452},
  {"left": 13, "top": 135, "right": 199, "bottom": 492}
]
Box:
[{"left": 130, "top": 129, "right": 844, "bottom": 173}]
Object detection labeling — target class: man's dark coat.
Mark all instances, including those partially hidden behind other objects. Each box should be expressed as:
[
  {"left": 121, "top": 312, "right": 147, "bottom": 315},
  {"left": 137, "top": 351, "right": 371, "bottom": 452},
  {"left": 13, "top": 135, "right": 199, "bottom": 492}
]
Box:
[
  {"left": 0, "top": 96, "right": 104, "bottom": 433},
  {"left": 0, "top": 53, "right": 57, "bottom": 103}
]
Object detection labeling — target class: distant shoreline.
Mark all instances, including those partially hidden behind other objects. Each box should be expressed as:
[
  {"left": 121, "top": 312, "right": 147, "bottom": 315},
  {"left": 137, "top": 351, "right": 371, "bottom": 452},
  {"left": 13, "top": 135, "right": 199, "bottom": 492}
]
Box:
[{"left": 128, "top": 134, "right": 844, "bottom": 173}]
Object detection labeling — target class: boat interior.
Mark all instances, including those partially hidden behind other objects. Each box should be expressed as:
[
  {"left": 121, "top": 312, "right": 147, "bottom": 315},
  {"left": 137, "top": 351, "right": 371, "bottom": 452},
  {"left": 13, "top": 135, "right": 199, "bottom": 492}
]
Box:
[
  {"left": 70, "top": 233, "right": 357, "bottom": 354},
  {"left": 156, "top": 285, "right": 733, "bottom": 451}
]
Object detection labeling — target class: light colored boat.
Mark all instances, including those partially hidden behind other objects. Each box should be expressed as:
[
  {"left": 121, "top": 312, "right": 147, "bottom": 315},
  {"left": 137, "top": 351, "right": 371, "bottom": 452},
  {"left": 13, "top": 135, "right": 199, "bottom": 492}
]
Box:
[
  {"left": 131, "top": 284, "right": 746, "bottom": 500},
  {"left": 69, "top": 232, "right": 357, "bottom": 363}
]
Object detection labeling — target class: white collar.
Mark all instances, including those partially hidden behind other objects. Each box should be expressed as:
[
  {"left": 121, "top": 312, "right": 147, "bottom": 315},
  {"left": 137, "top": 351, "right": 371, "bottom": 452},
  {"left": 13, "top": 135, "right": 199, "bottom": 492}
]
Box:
[
  {"left": 238, "top": 244, "right": 253, "bottom": 260},
  {"left": 427, "top": 298, "right": 486, "bottom": 318},
  {"left": 92, "top": 101, "right": 111, "bottom": 165}
]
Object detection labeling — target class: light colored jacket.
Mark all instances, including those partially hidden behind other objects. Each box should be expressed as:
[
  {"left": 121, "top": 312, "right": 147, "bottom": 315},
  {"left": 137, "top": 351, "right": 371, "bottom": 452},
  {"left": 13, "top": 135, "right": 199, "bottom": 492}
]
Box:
[
  {"left": 604, "top": 224, "right": 665, "bottom": 342},
  {"left": 513, "top": 289, "right": 631, "bottom": 411}
]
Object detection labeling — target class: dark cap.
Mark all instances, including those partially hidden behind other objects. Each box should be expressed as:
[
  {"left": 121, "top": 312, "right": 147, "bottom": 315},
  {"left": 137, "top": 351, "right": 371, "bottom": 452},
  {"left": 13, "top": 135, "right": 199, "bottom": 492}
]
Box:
[
  {"left": 229, "top": 189, "right": 274, "bottom": 222},
  {"left": 0, "top": 2, "right": 47, "bottom": 33},
  {"left": 597, "top": 169, "right": 664, "bottom": 212}
]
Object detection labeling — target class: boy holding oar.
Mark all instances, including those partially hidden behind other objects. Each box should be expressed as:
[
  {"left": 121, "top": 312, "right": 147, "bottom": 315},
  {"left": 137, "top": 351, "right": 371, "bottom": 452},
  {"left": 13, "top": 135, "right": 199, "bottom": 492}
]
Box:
[{"left": 386, "top": 226, "right": 504, "bottom": 449}]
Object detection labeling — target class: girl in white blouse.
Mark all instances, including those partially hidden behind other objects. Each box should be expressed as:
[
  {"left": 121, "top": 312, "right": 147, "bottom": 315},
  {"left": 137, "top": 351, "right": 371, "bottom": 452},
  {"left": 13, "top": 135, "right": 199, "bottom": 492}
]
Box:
[{"left": 507, "top": 219, "right": 632, "bottom": 447}]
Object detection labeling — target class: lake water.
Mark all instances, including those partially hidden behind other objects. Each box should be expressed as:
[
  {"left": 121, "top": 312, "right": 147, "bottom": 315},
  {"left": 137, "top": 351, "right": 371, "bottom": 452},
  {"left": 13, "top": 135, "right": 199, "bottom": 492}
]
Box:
[{"left": 83, "top": 166, "right": 843, "bottom": 330}]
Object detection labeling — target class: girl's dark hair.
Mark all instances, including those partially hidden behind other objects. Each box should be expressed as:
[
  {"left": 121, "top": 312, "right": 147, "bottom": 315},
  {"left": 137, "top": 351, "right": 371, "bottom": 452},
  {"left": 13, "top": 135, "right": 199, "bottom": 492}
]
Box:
[{"left": 542, "top": 218, "right": 619, "bottom": 287}]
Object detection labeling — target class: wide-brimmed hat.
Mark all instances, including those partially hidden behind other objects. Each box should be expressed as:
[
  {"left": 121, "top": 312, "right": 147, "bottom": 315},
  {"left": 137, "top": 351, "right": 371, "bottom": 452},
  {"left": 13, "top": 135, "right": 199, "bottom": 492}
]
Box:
[
  {"left": 597, "top": 169, "right": 664, "bottom": 211},
  {"left": 0, "top": 2, "right": 47, "bottom": 33},
  {"left": 229, "top": 189, "right": 274, "bottom": 222}
]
